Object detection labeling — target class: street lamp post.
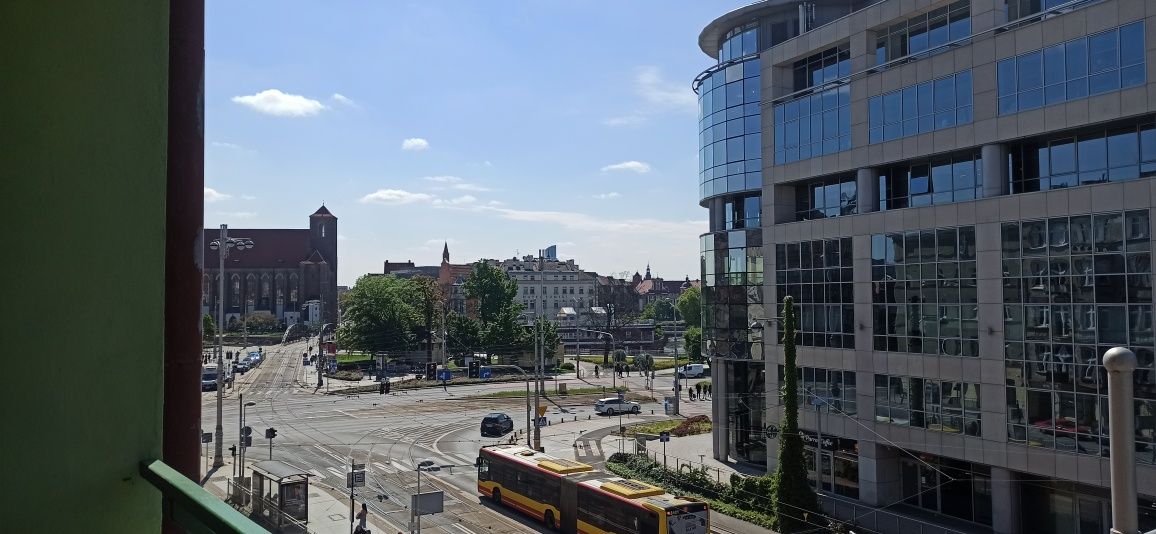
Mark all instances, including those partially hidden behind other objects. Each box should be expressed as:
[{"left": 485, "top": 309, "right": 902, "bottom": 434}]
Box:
[
  {"left": 239, "top": 396, "right": 256, "bottom": 478},
  {"left": 209, "top": 224, "right": 254, "bottom": 467},
  {"left": 1104, "top": 347, "right": 1138, "bottom": 534},
  {"left": 414, "top": 459, "right": 435, "bottom": 534}
]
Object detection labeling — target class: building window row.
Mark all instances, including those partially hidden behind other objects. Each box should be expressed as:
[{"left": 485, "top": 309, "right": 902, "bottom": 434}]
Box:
[
  {"left": 773, "top": 85, "right": 851, "bottom": 165},
  {"left": 719, "top": 22, "right": 758, "bottom": 63},
  {"left": 777, "top": 365, "right": 858, "bottom": 416},
  {"left": 774, "top": 238, "right": 854, "bottom": 349},
  {"left": 879, "top": 151, "right": 983, "bottom": 210},
  {"left": 874, "top": 1, "right": 971, "bottom": 64},
  {"left": 723, "top": 195, "right": 762, "bottom": 231},
  {"left": 998, "top": 22, "right": 1145, "bottom": 115},
  {"left": 871, "top": 227, "right": 979, "bottom": 357},
  {"left": 793, "top": 43, "right": 851, "bottom": 91},
  {"left": 874, "top": 374, "right": 981, "bottom": 436},
  {"left": 701, "top": 229, "right": 765, "bottom": 288},
  {"left": 1005, "top": 0, "right": 1074, "bottom": 22},
  {"left": 1007, "top": 386, "right": 1156, "bottom": 463},
  {"left": 795, "top": 175, "right": 858, "bottom": 220},
  {"left": 1007, "top": 121, "right": 1156, "bottom": 193},
  {"left": 869, "top": 70, "right": 972, "bottom": 144}
]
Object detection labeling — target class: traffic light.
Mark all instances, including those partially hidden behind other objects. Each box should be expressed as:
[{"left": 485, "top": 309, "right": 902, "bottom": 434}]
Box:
[
  {"left": 265, "top": 427, "right": 277, "bottom": 439},
  {"left": 468, "top": 361, "right": 480, "bottom": 379},
  {"left": 425, "top": 362, "right": 437, "bottom": 380}
]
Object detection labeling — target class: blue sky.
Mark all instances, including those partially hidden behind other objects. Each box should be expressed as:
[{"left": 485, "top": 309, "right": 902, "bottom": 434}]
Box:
[{"left": 205, "top": 0, "right": 747, "bottom": 285}]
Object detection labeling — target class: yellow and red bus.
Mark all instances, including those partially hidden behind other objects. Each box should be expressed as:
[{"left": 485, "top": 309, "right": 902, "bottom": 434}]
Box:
[{"left": 477, "top": 444, "right": 709, "bottom": 534}]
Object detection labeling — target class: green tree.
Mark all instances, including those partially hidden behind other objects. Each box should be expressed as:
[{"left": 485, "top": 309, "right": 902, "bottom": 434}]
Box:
[
  {"left": 202, "top": 314, "right": 216, "bottom": 341},
  {"left": 336, "top": 275, "right": 420, "bottom": 355},
  {"left": 462, "top": 261, "right": 521, "bottom": 325},
  {"left": 445, "top": 311, "right": 481, "bottom": 359},
  {"left": 770, "top": 296, "right": 817, "bottom": 532},
  {"left": 527, "top": 316, "right": 561, "bottom": 364},
  {"left": 676, "top": 286, "right": 701, "bottom": 327},
  {"left": 411, "top": 275, "right": 442, "bottom": 362},
  {"left": 639, "top": 302, "right": 656, "bottom": 321},
  {"left": 633, "top": 353, "right": 654, "bottom": 373},
  {"left": 683, "top": 326, "right": 703, "bottom": 362},
  {"left": 241, "top": 313, "right": 278, "bottom": 333},
  {"left": 653, "top": 299, "right": 676, "bottom": 321},
  {"left": 482, "top": 308, "right": 528, "bottom": 358}
]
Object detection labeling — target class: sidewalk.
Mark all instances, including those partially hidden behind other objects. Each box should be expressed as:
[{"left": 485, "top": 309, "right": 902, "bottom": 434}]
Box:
[{"left": 201, "top": 455, "right": 400, "bottom": 534}]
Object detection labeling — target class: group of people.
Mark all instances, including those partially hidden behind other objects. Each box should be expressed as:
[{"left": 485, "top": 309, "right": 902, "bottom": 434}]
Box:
[{"left": 688, "top": 381, "right": 712, "bottom": 401}]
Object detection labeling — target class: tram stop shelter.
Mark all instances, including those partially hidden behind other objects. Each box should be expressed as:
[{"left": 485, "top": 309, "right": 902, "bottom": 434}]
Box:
[{"left": 250, "top": 460, "right": 311, "bottom": 532}]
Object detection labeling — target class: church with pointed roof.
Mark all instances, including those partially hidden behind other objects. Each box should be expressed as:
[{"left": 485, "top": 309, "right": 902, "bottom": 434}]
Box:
[{"left": 202, "top": 205, "right": 339, "bottom": 328}]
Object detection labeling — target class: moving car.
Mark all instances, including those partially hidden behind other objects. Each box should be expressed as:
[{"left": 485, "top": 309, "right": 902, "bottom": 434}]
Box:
[
  {"left": 676, "top": 364, "right": 706, "bottom": 378},
  {"left": 481, "top": 413, "right": 514, "bottom": 437},
  {"left": 201, "top": 366, "right": 219, "bottom": 391},
  {"left": 594, "top": 397, "right": 641, "bottom": 416},
  {"left": 233, "top": 359, "right": 250, "bottom": 374}
]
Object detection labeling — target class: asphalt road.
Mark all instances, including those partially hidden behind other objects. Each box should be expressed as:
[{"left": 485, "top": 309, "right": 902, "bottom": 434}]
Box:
[{"left": 200, "top": 340, "right": 675, "bottom": 533}]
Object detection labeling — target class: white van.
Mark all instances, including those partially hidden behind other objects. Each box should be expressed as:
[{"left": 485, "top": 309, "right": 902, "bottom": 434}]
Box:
[{"left": 677, "top": 364, "right": 706, "bottom": 378}]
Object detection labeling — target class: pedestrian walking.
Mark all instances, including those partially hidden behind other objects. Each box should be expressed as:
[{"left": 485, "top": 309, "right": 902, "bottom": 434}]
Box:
[
  {"left": 354, "top": 503, "right": 369, "bottom": 534},
  {"left": 706, "top": 383, "right": 712, "bottom": 399},
  {"left": 695, "top": 383, "right": 702, "bottom": 398},
  {"left": 594, "top": 365, "right": 599, "bottom": 378}
]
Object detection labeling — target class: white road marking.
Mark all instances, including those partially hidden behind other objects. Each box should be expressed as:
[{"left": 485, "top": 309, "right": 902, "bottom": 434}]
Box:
[
  {"left": 309, "top": 469, "right": 322, "bottom": 477},
  {"left": 326, "top": 467, "right": 344, "bottom": 478}
]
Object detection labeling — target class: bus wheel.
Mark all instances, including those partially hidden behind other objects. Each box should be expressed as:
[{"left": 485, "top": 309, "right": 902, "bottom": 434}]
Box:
[
  {"left": 544, "top": 510, "right": 556, "bottom": 530},
  {"left": 492, "top": 488, "right": 502, "bottom": 506}
]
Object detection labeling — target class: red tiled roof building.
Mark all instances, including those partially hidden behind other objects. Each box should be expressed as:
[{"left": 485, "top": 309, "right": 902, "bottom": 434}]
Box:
[{"left": 202, "top": 205, "right": 338, "bottom": 327}]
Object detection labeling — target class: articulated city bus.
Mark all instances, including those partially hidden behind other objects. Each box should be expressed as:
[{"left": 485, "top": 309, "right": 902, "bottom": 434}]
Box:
[{"left": 477, "top": 444, "right": 709, "bottom": 534}]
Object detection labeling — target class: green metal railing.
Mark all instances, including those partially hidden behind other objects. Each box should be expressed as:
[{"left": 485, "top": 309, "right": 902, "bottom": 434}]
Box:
[{"left": 140, "top": 460, "right": 266, "bottom": 533}]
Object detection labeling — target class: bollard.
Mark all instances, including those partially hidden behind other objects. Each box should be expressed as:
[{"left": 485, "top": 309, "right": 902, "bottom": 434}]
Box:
[{"left": 587, "top": 415, "right": 591, "bottom": 420}]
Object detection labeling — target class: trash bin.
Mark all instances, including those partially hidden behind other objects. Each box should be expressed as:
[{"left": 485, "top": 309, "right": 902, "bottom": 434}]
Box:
[{"left": 558, "top": 382, "right": 568, "bottom": 395}]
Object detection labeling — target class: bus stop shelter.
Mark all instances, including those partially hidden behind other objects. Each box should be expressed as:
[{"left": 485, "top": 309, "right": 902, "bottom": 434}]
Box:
[{"left": 250, "top": 460, "right": 311, "bottom": 532}]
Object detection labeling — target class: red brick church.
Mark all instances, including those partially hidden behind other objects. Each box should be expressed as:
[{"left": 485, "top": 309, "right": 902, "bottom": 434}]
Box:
[{"left": 202, "top": 205, "right": 338, "bottom": 328}]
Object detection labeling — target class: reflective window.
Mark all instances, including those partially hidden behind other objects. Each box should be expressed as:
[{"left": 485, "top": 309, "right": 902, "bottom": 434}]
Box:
[
  {"left": 793, "top": 44, "right": 850, "bottom": 91},
  {"left": 874, "top": 374, "right": 981, "bottom": 436},
  {"left": 696, "top": 56, "right": 762, "bottom": 200},
  {"left": 722, "top": 194, "right": 762, "bottom": 231},
  {"left": 701, "top": 229, "right": 765, "bottom": 360},
  {"left": 774, "top": 238, "right": 854, "bottom": 349},
  {"left": 872, "top": 226, "right": 979, "bottom": 357},
  {"left": 727, "top": 361, "right": 767, "bottom": 464},
  {"left": 1006, "top": 0, "right": 1077, "bottom": 22},
  {"left": 998, "top": 22, "right": 1145, "bottom": 115},
  {"left": 1007, "top": 121, "right": 1156, "bottom": 193},
  {"left": 774, "top": 85, "right": 851, "bottom": 164},
  {"left": 719, "top": 22, "right": 759, "bottom": 63},
  {"left": 878, "top": 151, "right": 982, "bottom": 210},
  {"left": 870, "top": 70, "right": 972, "bottom": 143},
  {"left": 1003, "top": 210, "right": 1155, "bottom": 461},
  {"left": 875, "top": 1, "right": 970, "bottom": 64},
  {"left": 778, "top": 365, "right": 858, "bottom": 416},
  {"left": 794, "top": 175, "right": 857, "bottom": 220}
]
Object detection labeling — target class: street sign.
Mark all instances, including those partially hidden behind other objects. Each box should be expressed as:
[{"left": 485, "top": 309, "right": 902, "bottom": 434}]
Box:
[
  {"left": 659, "top": 431, "right": 670, "bottom": 443},
  {"left": 201, "top": 432, "right": 213, "bottom": 444},
  {"left": 437, "top": 369, "right": 452, "bottom": 381},
  {"left": 352, "top": 463, "right": 366, "bottom": 471},
  {"left": 347, "top": 471, "right": 366, "bottom": 488},
  {"left": 764, "top": 424, "right": 780, "bottom": 439},
  {"left": 411, "top": 491, "right": 444, "bottom": 516},
  {"left": 479, "top": 366, "right": 492, "bottom": 379},
  {"left": 537, "top": 405, "right": 547, "bottom": 417},
  {"left": 536, "top": 416, "right": 548, "bottom": 427},
  {"left": 241, "top": 426, "right": 252, "bottom": 436}
]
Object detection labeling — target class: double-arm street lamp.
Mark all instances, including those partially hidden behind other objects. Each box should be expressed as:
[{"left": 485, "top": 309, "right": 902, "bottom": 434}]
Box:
[{"left": 209, "top": 224, "right": 254, "bottom": 468}]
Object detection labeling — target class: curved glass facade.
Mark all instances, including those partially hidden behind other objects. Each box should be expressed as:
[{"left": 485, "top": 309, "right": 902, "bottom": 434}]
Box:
[{"left": 697, "top": 56, "right": 762, "bottom": 201}]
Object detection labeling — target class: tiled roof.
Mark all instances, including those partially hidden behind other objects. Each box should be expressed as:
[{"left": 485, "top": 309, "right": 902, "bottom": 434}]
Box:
[{"left": 203, "top": 229, "right": 313, "bottom": 269}]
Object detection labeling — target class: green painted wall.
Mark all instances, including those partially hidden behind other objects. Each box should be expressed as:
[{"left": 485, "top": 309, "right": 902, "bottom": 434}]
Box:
[{"left": 1, "top": 2, "right": 170, "bottom": 530}]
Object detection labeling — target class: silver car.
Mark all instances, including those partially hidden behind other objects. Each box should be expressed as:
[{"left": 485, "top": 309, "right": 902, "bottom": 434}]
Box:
[{"left": 594, "top": 397, "right": 640, "bottom": 415}]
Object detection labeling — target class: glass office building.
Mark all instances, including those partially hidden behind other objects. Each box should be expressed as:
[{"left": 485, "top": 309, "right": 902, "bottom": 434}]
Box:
[{"left": 697, "top": 1, "right": 1156, "bottom": 533}]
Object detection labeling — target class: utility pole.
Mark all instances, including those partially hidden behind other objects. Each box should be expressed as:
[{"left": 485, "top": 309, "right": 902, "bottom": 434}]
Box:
[
  {"left": 672, "top": 344, "right": 680, "bottom": 415},
  {"left": 533, "top": 319, "right": 541, "bottom": 451},
  {"left": 214, "top": 224, "right": 228, "bottom": 467}
]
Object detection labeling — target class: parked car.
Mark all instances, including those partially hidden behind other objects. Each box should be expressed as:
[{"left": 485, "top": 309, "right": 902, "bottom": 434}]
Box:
[
  {"left": 676, "top": 364, "right": 706, "bottom": 378},
  {"left": 594, "top": 397, "right": 641, "bottom": 416},
  {"left": 481, "top": 413, "right": 514, "bottom": 437}
]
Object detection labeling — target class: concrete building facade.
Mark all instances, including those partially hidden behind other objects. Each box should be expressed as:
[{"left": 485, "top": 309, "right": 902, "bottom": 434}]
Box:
[
  {"left": 697, "top": 1, "right": 1156, "bottom": 532},
  {"left": 488, "top": 254, "right": 597, "bottom": 323}
]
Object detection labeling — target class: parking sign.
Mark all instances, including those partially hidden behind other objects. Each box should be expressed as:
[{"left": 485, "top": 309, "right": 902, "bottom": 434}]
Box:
[
  {"left": 437, "top": 369, "right": 452, "bottom": 381},
  {"left": 479, "top": 366, "right": 492, "bottom": 379}
]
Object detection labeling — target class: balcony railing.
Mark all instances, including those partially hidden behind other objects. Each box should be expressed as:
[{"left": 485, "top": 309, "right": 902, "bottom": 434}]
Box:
[{"left": 140, "top": 459, "right": 265, "bottom": 533}]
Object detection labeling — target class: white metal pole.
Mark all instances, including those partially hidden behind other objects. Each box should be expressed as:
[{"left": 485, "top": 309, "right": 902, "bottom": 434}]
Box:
[
  {"left": 415, "top": 466, "right": 423, "bottom": 534},
  {"left": 1104, "top": 347, "right": 1138, "bottom": 534},
  {"left": 214, "top": 224, "right": 227, "bottom": 467}
]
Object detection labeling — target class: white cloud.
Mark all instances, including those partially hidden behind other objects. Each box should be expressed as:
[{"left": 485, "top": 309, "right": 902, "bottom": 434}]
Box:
[
  {"left": 449, "top": 195, "right": 477, "bottom": 204},
  {"left": 600, "top": 161, "right": 651, "bottom": 173},
  {"left": 204, "top": 187, "right": 231, "bottom": 202},
  {"left": 337, "top": 234, "right": 349, "bottom": 241},
  {"left": 483, "top": 161, "right": 493, "bottom": 167},
  {"left": 241, "top": 195, "right": 257, "bottom": 200},
  {"left": 451, "top": 183, "right": 491, "bottom": 192},
  {"left": 331, "top": 93, "right": 357, "bottom": 106},
  {"left": 474, "top": 205, "right": 705, "bottom": 237},
  {"left": 422, "top": 175, "right": 462, "bottom": 183},
  {"left": 593, "top": 192, "right": 621, "bottom": 199},
  {"left": 215, "top": 211, "right": 256, "bottom": 219},
  {"left": 487, "top": 200, "right": 504, "bottom": 206},
  {"left": 358, "top": 189, "right": 436, "bottom": 205},
  {"left": 602, "top": 115, "right": 646, "bottom": 127},
  {"left": 635, "top": 66, "right": 696, "bottom": 112},
  {"left": 210, "top": 141, "right": 244, "bottom": 150},
  {"left": 231, "top": 89, "right": 326, "bottom": 117},
  {"left": 401, "top": 138, "right": 430, "bottom": 151}
]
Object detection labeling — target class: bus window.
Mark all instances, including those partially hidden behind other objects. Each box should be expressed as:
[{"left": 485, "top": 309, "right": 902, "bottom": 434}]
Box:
[{"left": 477, "top": 458, "right": 489, "bottom": 481}]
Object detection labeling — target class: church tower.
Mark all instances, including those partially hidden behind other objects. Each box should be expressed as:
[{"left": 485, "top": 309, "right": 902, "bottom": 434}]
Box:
[{"left": 308, "top": 205, "right": 338, "bottom": 322}]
